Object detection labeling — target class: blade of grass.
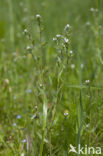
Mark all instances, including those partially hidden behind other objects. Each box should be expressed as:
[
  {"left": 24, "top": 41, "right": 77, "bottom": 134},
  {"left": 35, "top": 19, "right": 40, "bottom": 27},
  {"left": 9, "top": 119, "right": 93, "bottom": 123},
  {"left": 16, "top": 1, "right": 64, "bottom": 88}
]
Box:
[
  {"left": 40, "top": 89, "right": 48, "bottom": 156},
  {"left": 76, "top": 90, "right": 83, "bottom": 156}
]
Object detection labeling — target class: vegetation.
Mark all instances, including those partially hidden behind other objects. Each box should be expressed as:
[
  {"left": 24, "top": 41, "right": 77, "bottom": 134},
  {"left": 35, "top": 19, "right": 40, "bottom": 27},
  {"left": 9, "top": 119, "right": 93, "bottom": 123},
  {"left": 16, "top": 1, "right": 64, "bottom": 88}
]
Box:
[{"left": 0, "top": 0, "right": 103, "bottom": 155}]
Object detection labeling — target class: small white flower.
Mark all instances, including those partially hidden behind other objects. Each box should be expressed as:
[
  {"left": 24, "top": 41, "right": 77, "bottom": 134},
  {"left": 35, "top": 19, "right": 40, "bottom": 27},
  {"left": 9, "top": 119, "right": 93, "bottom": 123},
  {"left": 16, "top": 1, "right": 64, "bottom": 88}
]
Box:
[
  {"left": 26, "top": 46, "right": 31, "bottom": 51},
  {"left": 21, "top": 139, "right": 27, "bottom": 143},
  {"left": 85, "top": 80, "right": 90, "bottom": 84},
  {"left": 86, "top": 21, "right": 90, "bottom": 26},
  {"left": 90, "top": 8, "right": 95, "bottom": 12},
  {"left": 53, "top": 37, "right": 57, "bottom": 41},
  {"left": 40, "top": 83, "right": 43, "bottom": 88},
  {"left": 81, "top": 64, "right": 84, "bottom": 69},
  {"left": 4, "top": 79, "right": 9, "bottom": 84},
  {"left": 24, "top": 29, "right": 28, "bottom": 33},
  {"left": 71, "top": 64, "right": 75, "bottom": 69},
  {"left": 64, "top": 112, "right": 68, "bottom": 116},
  {"left": 70, "top": 50, "right": 73, "bottom": 54},
  {"left": 13, "top": 123, "right": 17, "bottom": 126},
  {"left": 36, "top": 14, "right": 41, "bottom": 19},
  {"left": 64, "top": 38, "right": 69, "bottom": 43},
  {"left": 56, "top": 34, "right": 61, "bottom": 38},
  {"left": 64, "top": 24, "right": 70, "bottom": 31},
  {"left": 86, "top": 124, "right": 90, "bottom": 128}
]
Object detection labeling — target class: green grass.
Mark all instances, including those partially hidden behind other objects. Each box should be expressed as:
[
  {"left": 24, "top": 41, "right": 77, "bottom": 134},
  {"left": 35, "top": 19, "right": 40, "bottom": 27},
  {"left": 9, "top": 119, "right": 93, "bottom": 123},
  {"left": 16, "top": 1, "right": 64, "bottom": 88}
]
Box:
[{"left": 0, "top": 0, "right": 103, "bottom": 155}]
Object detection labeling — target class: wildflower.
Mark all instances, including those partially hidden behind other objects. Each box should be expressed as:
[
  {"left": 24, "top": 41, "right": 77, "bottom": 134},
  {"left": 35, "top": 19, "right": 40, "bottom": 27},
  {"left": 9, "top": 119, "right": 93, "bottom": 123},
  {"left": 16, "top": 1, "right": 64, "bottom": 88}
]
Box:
[
  {"left": 4, "top": 79, "right": 9, "bottom": 85},
  {"left": 36, "top": 14, "right": 41, "bottom": 19},
  {"left": 71, "top": 64, "right": 75, "bottom": 69},
  {"left": 26, "top": 46, "right": 31, "bottom": 52},
  {"left": 53, "top": 37, "right": 57, "bottom": 41},
  {"left": 64, "top": 24, "right": 70, "bottom": 31},
  {"left": 86, "top": 21, "right": 90, "bottom": 26},
  {"left": 40, "top": 83, "right": 43, "bottom": 88},
  {"left": 56, "top": 34, "right": 61, "bottom": 38},
  {"left": 64, "top": 112, "right": 68, "bottom": 116},
  {"left": 26, "top": 89, "right": 32, "bottom": 93},
  {"left": 70, "top": 50, "right": 73, "bottom": 55},
  {"left": 16, "top": 115, "right": 21, "bottom": 119},
  {"left": 90, "top": 8, "right": 95, "bottom": 12},
  {"left": 85, "top": 80, "right": 90, "bottom": 84},
  {"left": 86, "top": 124, "right": 90, "bottom": 128},
  {"left": 81, "top": 64, "right": 84, "bottom": 69},
  {"left": 64, "top": 38, "right": 69, "bottom": 44},
  {"left": 21, "top": 153, "right": 24, "bottom": 156},
  {"left": 64, "top": 110, "right": 69, "bottom": 117},
  {"left": 13, "top": 123, "right": 17, "bottom": 126},
  {"left": 21, "top": 139, "right": 27, "bottom": 143},
  {"left": 24, "top": 29, "right": 28, "bottom": 34}
]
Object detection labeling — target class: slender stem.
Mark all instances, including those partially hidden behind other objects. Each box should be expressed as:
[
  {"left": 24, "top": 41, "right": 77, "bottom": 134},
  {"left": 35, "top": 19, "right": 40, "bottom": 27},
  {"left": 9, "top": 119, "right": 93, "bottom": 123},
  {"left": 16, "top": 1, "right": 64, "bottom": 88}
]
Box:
[{"left": 40, "top": 130, "right": 45, "bottom": 156}]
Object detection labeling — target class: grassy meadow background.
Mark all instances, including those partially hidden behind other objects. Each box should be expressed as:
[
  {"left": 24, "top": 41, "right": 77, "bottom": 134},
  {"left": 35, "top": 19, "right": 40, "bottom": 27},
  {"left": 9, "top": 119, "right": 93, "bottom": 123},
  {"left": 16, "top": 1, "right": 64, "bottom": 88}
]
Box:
[{"left": 0, "top": 0, "right": 103, "bottom": 155}]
